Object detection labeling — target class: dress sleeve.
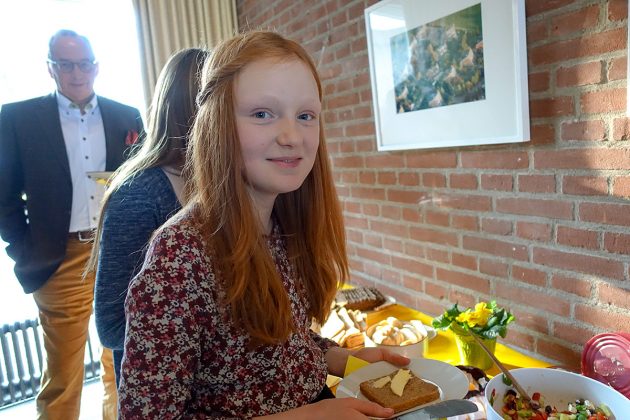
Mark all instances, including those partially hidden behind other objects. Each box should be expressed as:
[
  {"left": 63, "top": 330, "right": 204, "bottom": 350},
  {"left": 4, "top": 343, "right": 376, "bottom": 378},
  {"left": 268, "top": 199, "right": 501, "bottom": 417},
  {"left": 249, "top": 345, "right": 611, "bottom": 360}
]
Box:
[
  {"left": 117, "top": 225, "right": 208, "bottom": 419},
  {"left": 94, "top": 179, "right": 160, "bottom": 351},
  {"left": 309, "top": 330, "right": 339, "bottom": 354}
]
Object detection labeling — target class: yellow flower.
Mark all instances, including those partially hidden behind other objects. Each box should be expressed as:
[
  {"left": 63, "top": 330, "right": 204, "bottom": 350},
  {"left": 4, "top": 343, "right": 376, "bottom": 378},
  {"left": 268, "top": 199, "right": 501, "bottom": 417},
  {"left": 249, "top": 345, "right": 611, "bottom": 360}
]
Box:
[{"left": 455, "top": 302, "right": 493, "bottom": 327}]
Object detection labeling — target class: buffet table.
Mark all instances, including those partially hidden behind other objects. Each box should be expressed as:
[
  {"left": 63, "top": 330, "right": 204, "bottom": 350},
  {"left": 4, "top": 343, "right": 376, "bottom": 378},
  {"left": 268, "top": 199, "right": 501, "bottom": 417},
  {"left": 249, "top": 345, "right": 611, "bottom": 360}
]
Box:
[{"left": 365, "top": 303, "right": 551, "bottom": 376}]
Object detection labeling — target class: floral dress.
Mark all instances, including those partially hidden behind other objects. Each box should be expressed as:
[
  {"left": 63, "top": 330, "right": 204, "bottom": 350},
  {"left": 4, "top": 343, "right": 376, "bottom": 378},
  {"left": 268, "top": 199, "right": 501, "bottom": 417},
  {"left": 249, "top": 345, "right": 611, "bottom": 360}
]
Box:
[{"left": 118, "top": 215, "right": 337, "bottom": 419}]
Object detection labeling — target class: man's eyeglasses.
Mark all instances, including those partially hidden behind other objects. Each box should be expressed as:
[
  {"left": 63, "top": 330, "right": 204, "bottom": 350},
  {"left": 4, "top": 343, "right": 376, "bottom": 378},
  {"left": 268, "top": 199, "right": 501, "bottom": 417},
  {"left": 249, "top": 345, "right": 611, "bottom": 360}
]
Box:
[{"left": 48, "top": 59, "right": 97, "bottom": 73}]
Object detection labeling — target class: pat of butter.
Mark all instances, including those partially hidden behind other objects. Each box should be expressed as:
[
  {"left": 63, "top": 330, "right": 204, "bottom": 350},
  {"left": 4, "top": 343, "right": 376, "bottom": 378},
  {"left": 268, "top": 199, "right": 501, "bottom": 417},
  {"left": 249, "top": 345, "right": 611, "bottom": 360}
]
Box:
[
  {"left": 390, "top": 369, "right": 411, "bottom": 397},
  {"left": 372, "top": 376, "right": 391, "bottom": 388}
]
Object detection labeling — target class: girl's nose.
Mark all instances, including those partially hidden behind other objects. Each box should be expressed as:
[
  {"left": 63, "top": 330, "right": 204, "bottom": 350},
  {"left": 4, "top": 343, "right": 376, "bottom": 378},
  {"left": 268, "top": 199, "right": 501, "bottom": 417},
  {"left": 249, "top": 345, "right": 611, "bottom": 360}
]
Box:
[{"left": 276, "top": 119, "right": 299, "bottom": 146}]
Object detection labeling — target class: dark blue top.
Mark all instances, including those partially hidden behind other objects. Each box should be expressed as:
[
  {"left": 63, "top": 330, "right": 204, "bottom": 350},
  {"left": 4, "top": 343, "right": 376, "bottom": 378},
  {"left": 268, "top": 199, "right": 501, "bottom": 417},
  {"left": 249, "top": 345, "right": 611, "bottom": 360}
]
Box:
[{"left": 94, "top": 166, "right": 181, "bottom": 382}]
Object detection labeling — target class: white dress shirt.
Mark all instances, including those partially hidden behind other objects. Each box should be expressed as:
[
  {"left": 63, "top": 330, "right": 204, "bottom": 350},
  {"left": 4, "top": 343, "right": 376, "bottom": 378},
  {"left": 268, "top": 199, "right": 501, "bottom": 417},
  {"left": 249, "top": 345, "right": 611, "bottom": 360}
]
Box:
[{"left": 56, "top": 92, "right": 107, "bottom": 232}]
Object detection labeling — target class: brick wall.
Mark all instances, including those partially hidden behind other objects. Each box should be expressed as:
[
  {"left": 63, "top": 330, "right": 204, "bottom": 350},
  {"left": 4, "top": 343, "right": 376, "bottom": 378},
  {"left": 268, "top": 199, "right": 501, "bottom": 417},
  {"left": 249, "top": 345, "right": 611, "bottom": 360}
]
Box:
[{"left": 236, "top": 0, "right": 630, "bottom": 368}]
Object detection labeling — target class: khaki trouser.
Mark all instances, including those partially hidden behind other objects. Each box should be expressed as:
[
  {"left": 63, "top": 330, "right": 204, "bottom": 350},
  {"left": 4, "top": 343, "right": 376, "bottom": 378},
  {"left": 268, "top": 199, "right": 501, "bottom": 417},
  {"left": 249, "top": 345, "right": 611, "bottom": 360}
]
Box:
[{"left": 32, "top": 238, "right": 117, "bottom": 420}]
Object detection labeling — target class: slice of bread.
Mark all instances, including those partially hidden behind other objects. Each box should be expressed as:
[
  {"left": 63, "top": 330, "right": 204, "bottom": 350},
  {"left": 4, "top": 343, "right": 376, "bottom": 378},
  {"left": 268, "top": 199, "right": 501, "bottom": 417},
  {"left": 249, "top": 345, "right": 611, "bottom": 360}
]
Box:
[{"left": 359, "top": 370, "right": 440, "bottom": 413}]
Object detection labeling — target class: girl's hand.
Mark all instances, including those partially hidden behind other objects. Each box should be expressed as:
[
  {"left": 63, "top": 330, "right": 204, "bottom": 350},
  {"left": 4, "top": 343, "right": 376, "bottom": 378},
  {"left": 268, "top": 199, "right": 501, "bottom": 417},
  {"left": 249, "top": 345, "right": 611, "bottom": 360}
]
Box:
[
  {"left": 352, "top": 346, "right": 410, "bottom": 367},
  {"left": 259, "top": 397, "right": 395, "bottom": 419}
]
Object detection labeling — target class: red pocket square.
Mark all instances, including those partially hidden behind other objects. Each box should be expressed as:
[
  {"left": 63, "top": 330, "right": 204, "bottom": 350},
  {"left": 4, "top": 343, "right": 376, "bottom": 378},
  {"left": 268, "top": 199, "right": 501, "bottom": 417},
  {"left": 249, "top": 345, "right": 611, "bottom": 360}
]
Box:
[{"left": 125, "top": 130, "right": 139, "bottom": 145}]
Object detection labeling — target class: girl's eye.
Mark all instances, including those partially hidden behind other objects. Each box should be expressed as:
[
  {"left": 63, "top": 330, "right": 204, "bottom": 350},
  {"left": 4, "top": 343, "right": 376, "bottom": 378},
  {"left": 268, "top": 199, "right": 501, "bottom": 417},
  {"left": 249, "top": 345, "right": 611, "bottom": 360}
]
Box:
[
  {"left": 253, "top": 111, "right": 271, "bottom": 119},
  {"left": 298, "top": 113, "right": 316, "bottom": 121}
]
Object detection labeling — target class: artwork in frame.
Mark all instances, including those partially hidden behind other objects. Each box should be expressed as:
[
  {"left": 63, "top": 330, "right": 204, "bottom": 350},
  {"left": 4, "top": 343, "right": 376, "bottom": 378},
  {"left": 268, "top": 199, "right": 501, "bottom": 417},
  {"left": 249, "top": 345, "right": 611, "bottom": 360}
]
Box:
[{"left": 364, "top": 0, "right": 530, "bottom": 151}]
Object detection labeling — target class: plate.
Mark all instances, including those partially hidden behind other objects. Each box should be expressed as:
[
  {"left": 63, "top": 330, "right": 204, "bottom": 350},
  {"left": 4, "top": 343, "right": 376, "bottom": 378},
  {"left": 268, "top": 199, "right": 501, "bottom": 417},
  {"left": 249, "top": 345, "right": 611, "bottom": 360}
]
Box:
[{"left": 336, "top": 358, "right": 469, "bottom": 416}]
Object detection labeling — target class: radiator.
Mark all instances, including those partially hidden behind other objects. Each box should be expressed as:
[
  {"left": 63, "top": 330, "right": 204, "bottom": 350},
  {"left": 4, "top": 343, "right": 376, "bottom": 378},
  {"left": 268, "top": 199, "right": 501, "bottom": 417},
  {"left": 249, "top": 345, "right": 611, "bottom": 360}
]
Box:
[{"left": 0, "top": 317, "right": 101, "bottom": 408}]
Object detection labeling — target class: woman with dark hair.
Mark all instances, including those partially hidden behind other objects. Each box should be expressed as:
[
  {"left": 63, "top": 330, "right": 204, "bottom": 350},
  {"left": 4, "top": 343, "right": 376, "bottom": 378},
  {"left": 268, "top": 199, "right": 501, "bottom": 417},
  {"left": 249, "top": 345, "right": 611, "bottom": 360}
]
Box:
[{"left": 88, "top": 47, "right": 210, "bottom": 383}]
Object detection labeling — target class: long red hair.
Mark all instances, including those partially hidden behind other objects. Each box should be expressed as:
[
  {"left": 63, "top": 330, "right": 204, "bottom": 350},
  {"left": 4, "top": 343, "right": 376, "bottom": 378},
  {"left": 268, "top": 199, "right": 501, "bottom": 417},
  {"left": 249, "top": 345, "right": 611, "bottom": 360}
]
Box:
[{"left": 186, "top": 31, "right": 347, "bottom": 345}]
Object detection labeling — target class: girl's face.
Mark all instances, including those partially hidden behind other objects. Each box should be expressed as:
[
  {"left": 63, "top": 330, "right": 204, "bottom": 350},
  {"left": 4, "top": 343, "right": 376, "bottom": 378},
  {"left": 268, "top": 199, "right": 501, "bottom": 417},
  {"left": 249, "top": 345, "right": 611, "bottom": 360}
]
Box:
[{"left": 234, "top": 57, "right": 321, "bottom": 207}]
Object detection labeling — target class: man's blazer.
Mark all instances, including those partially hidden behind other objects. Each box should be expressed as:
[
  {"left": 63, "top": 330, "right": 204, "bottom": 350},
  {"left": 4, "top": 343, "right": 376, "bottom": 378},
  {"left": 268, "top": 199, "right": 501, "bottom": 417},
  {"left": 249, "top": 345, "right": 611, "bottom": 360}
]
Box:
[{"left": 0, "top": 93, "right": 143, "bottom": 293}]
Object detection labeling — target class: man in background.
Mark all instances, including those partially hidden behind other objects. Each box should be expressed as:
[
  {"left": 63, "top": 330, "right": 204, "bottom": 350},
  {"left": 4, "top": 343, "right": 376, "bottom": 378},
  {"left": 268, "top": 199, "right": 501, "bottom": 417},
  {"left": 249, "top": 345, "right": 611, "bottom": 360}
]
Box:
[{"left": 0, "top": 29, "right": 143, "bottom": 419}]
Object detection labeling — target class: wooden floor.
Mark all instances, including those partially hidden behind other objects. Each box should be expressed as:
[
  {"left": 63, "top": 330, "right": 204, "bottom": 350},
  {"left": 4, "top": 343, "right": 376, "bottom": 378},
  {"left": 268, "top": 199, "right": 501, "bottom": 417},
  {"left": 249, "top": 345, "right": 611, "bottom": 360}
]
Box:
[{"left": 0, "top": 380, "right": 104, "bottom": 420}]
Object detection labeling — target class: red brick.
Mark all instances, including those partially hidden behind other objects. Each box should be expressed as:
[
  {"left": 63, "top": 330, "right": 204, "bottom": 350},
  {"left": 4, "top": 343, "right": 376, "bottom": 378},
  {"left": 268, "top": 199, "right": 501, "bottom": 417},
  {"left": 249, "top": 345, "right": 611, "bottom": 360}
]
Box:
[
  {"left": 536, "top": 338, "right": 581, "bottom": 369},
  {"left": 450, "top": 173, "right": 478, "bottom": 190},
  {"left": 427, "top": 248, "right": 449, "bottom": 264},
  {"left": 448, "top": 290, "right": 477, "bottom": 309},
  {"left": 535, "top": 149, "right": 630, "bottom": 170},
  {"left": 401, "top": 275, "right": 423, "bottom": 294},
  {"left": 504, "top": 330, "right": 536, "bottom": 353},
  {"left": 479, "top": 258, "right": 509, "bottom": 278},
  {"left": 575, "top": 303, "right": 630, "bottom": 331},
  {"left": 425, "top": 281, "right": 447, "bottom": 300},
  {"left": 435, "top": 268, "right": 490, "bottom": 294},
  {"left": 383, "top": 237, "right": 403, "bottom": 253},
  {"left": 365, "top": 154, "right": 405, "bottom": 168},
  {"left": 398, "top": 172, "right": 420, "bottom": 187},
  {"left": 512, "top": 265, "right": 547, "bottom": 287},
  {"left": 391, "top": 256, "right": 433, "bottom": 278},
  {"left": 512, "top": 309, "right": 549, "bottom": 334},
  {"left": 528, "top": 71, "right": 550, "bottom": 92},
  {"left": 530, "top": 97, "right": 574, "bottom": 118},
  {"left": 603, "top": 232, "right": 630, "bottom": 255},
  {"left": 371, "top": 220, "right": 408, "bottom": 238},
  {"left": 612, "top": 176, "right": 630, "bottom": 197},
  {"left": 377, "top": 172, "right": 396, "bottom": 185},
  {"left": 608, "top": 0, "right": 628, "bottom": 21},
  {"left": 345, "top": 214, "right": 369, "bottom": 229},
  {"left": 356, "top": 246, "right": 390, "bottom": 265},
  {"left": 333, "top": 155, "right": 363, "bottom": 168},
  {"left": 557, "top": 225, "right": 600, "bottom": 250},
  {"left": 451, "top": 215, "right": 479, "bottom": 232},
  {"left": 608, "top": 56, "right": 627, "bottom": 81},
  {"left": 328, "top": 92, "right": 360, "bottom": 109},
  {"left": 529, "top": 28, "right": 626, "bottom": 66},
  {"left": 451, "top": 253, "right": 477, "bottom": 271},
  {"left": 481, "top": 174, "right": 513, "bottom": 191},
  {"left": 529, "top": 123, "right": 555, "bottom": 145},
  {"left": 495, "top": 282, "right": 570, "bottom": 316},
  {"left": 597, "top": 282, "right": 630, "bottom": 310},
  {"left": 481, "top": 218, "right": 513, "bottom": 236},
  {"left": 463, "top": 236, "right": 528, "bottom": 261},
  {"left": 429, "top": 194, "right": 492, "bottom": 212},
  {"left": 526, "top": 19, "right": 548, "bottom": 43},
  {"left": 407, "top": 153, "right": 457, "bottom": 168},
  {"left": 550, "top": 5, "right": 599, "bottom": 37},
  {"left": 381, "top": 205, "right": 401, "bottom": 220},
  {"left": 496, "top": 197, "right": 573, "bottom": 219},
  {"left": 402, "top": 208, "right": 422, "bottom": 223},
  {"left": 563, "top": 174, "right": 610, "bottom": 195},
  {"left": 364, "top": 233, "right": 383, "bottom": 248},
  {"left": 409, "top": 227, "right": 458, "bottom": 247},
  {"left": 425, "top": 210, "right": 449, "bottom": 227},
  {"left": 516, "top": 221, "right": 552, "bottom": 242},
  {"left": 560, "top": 120, "right": 606, "bottom": 141},
  {"left": 518, "top": 174, "right": 556, "bottom": 193},
  {"left": 612, "top": 117, "right": 630, "bottom": 140},
  {"left": 533, "top": 247, "right": 625, "bottom": 279},
  {"left": 580, "top": 202, "right": 630, "bottom": 226},
  {"left": 387, "top": 189, "right": 424, "bottom": 204},
  {"left": 553, "top": 322, "right": 597, "bottom": 347},
  {"left": 580, "top": 88, "right": 626, "bottom": 114},
  {"left": 459, "top": 151, "right": 528, "bottom": 169},
  {"left": 350, "top": 186, "right": 385, "bottom": 200},
  {"left": 551, "top": 274, "right": 593, "bottom": 298},
  {"left": 422, "top": 173, "right": 447, "bottom": 188},
  {"left": 526, "top": 0, "right": 573, "bottom": 17},
  {"left": 358, "top": 171, "right": 376, "bottom": 184}
]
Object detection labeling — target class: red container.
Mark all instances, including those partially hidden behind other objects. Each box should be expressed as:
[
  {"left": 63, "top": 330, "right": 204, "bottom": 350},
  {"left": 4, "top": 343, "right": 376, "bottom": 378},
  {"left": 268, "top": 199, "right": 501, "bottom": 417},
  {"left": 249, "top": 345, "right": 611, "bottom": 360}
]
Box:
[{"left": 582, "top": 332, "right": 630, "bottom": 399}]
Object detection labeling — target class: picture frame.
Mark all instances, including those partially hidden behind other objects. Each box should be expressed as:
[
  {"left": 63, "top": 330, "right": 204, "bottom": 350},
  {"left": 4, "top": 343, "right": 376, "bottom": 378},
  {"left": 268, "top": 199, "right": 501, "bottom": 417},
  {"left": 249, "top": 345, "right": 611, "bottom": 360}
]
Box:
[{"left": 364, "top": 0, "right": 530, "bottom": 151}]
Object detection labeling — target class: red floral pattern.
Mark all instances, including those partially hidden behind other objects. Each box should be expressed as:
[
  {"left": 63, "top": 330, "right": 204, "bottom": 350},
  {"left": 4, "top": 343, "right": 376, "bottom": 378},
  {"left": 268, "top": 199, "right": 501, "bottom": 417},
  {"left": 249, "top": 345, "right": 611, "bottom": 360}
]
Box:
[{"left": 118, "top": 216, "right": 337, "bottom": 419}]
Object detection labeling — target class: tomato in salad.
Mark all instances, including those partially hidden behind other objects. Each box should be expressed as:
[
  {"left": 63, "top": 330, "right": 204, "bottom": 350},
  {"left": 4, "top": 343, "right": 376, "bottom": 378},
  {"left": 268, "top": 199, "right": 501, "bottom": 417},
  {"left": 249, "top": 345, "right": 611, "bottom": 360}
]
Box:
[{"left": 498, "top": 390, "right": 614, "bottom": 420}]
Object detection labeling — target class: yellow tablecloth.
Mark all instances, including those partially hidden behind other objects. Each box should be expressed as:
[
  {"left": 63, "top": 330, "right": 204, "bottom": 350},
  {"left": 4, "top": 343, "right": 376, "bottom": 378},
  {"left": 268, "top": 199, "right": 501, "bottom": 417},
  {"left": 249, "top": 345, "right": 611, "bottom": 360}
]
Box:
[{"left": 366, "top": 303, "right": 551, "bottom": 376}]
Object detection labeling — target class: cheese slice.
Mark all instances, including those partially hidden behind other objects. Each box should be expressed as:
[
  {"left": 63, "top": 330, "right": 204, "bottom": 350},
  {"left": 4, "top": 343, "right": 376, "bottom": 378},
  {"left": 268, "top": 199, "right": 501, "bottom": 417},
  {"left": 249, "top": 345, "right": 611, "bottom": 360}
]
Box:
[
  {"left": 390, "top": 369, "right": 412, "bottom": 396},
  {"left": 372, "top": 376, "right": 391, "bottom": 388}
]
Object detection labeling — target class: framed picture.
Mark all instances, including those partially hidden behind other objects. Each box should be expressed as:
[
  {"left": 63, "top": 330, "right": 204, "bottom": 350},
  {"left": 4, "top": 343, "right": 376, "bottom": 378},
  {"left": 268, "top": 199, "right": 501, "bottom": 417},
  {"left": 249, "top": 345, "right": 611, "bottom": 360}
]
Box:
[{"left": 364, "top": 0, "right": 530, "bottom": 151}]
